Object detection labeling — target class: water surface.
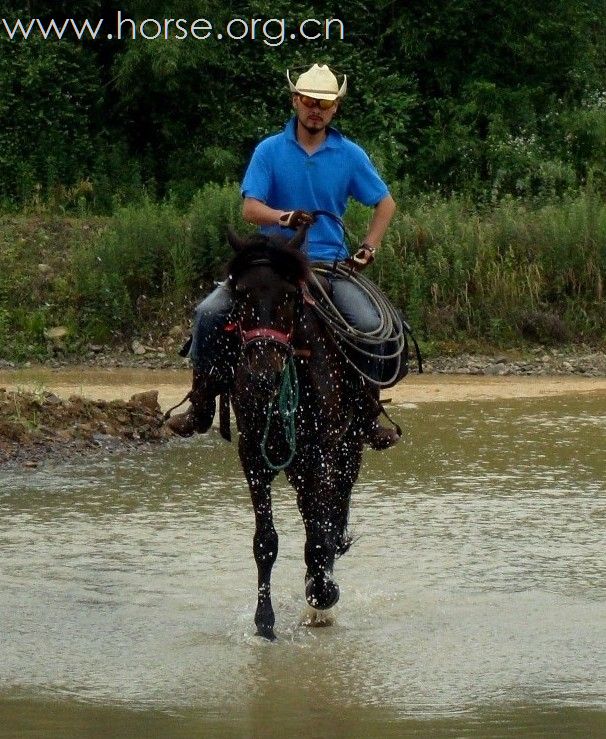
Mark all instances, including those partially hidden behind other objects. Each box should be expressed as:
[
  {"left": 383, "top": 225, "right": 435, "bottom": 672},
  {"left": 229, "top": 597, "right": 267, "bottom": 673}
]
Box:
[{"left": 1, "top": 394, "right": 605, "bottom": 736}]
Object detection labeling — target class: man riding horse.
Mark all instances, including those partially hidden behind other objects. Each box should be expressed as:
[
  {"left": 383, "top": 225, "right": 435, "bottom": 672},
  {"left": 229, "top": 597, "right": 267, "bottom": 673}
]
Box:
[{"left": 168, "top": 63, "right": 400, "bottom": 449}]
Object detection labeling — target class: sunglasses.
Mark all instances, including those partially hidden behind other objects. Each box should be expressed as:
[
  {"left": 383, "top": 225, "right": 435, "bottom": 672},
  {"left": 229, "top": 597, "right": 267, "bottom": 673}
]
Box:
[{"left": 298, "top": 95, "right": 337, "bottom": 110}]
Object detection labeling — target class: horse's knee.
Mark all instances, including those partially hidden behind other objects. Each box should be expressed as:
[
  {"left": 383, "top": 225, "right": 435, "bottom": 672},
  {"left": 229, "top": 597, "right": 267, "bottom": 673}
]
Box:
[{"left": 253, "top": 529, "right": 278, "bottom": 568}]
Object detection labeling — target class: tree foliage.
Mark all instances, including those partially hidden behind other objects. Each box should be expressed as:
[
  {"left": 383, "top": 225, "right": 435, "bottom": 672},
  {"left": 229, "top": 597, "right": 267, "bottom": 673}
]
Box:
[{"left": 1, "top": 0, "right": 606, "bottom": 206}]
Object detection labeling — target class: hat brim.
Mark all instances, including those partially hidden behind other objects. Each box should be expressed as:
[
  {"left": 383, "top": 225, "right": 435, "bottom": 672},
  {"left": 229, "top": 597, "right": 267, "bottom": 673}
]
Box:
[
  {"left": 291, "top": 88, "right": 339, "bottom": 101},
  {"left": 287, "top": 70, "right": 347, "bottom": 101}
]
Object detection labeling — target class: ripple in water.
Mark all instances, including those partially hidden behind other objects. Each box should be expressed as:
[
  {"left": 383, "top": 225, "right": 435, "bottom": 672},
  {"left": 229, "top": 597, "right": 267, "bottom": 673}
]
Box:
[{"left": 0, "top": 394, "right": 604, "bottom": 734}]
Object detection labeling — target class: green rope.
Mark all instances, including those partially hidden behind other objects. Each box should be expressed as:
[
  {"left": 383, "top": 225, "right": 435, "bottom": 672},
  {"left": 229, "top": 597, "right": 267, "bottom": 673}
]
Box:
[{"left": 260, "top": 355, "right": 299, "bottom": 471}]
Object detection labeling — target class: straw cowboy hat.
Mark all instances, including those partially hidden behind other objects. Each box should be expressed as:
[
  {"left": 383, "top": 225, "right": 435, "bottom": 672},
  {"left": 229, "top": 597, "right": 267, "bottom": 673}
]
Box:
[{"left": 287, "top": 64, "right": 347, "bottom": 101}]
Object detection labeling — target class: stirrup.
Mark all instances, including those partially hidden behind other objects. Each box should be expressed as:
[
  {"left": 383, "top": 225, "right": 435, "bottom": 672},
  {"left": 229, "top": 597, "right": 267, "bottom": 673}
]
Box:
[
  {"left": 364, "top": 419, "right": 400, "bottom": 450},
  {"left": 164, "top": 398, "right": 216, "bottom": 436}
]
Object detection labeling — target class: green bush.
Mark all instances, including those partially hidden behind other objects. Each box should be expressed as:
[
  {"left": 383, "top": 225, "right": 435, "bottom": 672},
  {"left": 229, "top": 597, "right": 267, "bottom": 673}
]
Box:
[
  {"left": 380, "top": 190, "right": 606, "bottom": 345},
  {"left": 71, "top": 185, "right": 252, "bottom": 339},
  {"left": 1, "top": 184, "right": 605, "bottom": 358}
]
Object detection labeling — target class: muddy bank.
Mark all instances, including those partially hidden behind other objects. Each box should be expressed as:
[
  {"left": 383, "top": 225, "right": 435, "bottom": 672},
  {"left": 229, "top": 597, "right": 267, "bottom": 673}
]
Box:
[
  {"left": 0, "top": 387, "right": 172, "bottom": 467},
  {"left": 2, "top": 365, "right": 606, "bottom": 468}
]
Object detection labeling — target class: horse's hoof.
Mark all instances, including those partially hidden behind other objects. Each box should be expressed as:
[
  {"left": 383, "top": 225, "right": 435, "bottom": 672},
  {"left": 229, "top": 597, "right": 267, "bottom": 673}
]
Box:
[
  {"left": 305, "top": 576, "right": 340, "bottom": 610},
  {"left": 256, "top": 625, "right": 277, "bottom": 641}
]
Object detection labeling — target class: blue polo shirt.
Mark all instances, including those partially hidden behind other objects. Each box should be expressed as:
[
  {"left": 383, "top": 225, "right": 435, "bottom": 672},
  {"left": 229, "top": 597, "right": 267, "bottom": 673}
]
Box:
[{"left": 241, "top": 118, "right": 390, "bottom": 262}]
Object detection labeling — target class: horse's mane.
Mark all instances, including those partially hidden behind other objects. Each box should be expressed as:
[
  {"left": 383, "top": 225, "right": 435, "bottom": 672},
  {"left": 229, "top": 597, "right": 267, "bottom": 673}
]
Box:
[{"left": 227, "top": 232, "right": 310, "bottom": 287}]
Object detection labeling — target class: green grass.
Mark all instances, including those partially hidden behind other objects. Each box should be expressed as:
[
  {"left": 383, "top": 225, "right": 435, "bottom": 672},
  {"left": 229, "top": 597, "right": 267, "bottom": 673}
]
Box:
[{"left": 0, "top": 186, "right": 604, "bottom": 361}]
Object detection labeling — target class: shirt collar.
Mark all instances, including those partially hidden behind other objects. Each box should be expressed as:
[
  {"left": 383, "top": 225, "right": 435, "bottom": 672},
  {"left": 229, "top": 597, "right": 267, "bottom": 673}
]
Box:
[{"left": 285, "top": 117, "right": 342, "bottom": 150}]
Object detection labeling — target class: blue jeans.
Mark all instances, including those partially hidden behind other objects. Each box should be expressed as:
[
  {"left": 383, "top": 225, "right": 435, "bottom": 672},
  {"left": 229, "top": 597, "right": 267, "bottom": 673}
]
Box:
[
  {"left": 188, "top": 274, "right": 390, "bottom": 380},
  {"left": 189, "top": 281, "right": 233, "bottom": 373}
]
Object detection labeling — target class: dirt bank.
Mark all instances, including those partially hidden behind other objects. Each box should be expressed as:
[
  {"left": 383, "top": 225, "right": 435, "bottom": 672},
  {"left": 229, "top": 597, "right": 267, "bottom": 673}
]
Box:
[
  {"left": 2, "top": 366, "right": 606, "bottom": 467},
  {"left": 0, "top": 386, "right": 171, "bottom": 467},
  {"left": 2, "top": 366, "right": 606, "bottom": 409}
]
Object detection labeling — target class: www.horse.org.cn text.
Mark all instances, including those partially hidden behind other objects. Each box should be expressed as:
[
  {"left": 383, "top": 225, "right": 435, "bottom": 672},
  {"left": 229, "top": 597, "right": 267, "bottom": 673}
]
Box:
[{"left": 1, "top": 14, "right": 346, "bottom": 46}]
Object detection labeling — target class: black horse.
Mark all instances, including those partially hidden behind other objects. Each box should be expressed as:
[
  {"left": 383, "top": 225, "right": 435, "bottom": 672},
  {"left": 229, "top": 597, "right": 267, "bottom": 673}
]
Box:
[{"left": 226, "top": 228, "right": 367, "bottom": 640}]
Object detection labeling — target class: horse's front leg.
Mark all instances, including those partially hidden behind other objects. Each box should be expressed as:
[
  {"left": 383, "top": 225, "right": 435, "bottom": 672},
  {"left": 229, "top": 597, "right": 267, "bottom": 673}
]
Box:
[
  {"left": 289, "top": 465, "right": 341, "bottom": 611},
  {"left": 303, "top": 511, "right": 341, "bottom": 611},
  {"left": 241, "top": 441, "right": 279, "bottom": 640}
]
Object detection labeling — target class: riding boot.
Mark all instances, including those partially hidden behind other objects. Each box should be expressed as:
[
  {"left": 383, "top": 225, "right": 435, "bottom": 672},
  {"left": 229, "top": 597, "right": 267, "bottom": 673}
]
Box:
[
  {"left": 358, "top": 383, "right": 400, "bottom": 450},
  {"left": 165, "top": 368, "right": 217, "bottom": 437}
]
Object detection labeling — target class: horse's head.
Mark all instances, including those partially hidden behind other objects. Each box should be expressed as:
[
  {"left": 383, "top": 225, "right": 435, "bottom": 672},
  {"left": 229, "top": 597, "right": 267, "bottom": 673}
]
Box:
[{"left": 227, "top": 230, "right": 310, "bottom": 377}]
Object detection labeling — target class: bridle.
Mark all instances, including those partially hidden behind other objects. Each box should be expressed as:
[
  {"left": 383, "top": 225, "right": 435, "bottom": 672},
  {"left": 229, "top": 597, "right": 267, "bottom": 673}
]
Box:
[
  {"left": 228, "top": 258, "right": 296, "bottom": 357},
  {"left": 228, "top": 257, "right": 314, "bottom": 359}
]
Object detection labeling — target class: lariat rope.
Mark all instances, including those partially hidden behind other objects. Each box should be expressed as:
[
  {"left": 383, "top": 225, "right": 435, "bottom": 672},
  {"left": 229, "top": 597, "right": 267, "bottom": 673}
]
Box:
[
  {"left": 260, "top": 354, "right": 299, "bottom": 471},
  {"left": 305, "top": 211, "right": 422, "bottom": 386}
]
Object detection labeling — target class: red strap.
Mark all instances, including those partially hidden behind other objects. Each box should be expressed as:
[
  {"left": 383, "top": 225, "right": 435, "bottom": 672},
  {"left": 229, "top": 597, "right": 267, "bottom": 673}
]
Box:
[{"left": 241, "top": 327, "right": 292, "bottom": 344}]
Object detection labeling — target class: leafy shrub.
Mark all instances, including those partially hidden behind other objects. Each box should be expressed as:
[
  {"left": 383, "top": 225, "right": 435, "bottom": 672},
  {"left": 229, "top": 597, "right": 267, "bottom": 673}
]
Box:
[{"left": 2, "top": 184, "right": 606, "bottom": 356}]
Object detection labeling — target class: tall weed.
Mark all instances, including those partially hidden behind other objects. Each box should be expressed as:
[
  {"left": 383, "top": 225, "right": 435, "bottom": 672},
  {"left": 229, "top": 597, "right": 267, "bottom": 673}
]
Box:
[{"left": 2, "top": 185, "right": 605, "bottom": 353}]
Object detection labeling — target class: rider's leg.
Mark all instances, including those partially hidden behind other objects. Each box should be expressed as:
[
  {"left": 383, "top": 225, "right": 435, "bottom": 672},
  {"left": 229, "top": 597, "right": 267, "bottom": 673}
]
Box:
[
  {"left": 354, "top": 380, "right": 400, "bottom": 450},
  {"left": 329, "top": 276, "right": 400, "bottom": 449},
  {"left": 166, "top": 282, "right": 234, "bottom": 437}
]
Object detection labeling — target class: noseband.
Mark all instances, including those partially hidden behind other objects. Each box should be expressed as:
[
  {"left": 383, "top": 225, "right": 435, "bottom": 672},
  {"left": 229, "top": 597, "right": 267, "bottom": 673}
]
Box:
[{"left": 240, "top": 326, "right": 293, "bottom": 353}]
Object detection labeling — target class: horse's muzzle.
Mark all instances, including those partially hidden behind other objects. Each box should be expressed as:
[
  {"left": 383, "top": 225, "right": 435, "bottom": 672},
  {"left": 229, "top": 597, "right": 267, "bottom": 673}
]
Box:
[
  {"left": 242, "top": 342, "right": 289, "bottom": 378},
  {"left": 240, "top": 325, "right": 292, "bottom": 373}
]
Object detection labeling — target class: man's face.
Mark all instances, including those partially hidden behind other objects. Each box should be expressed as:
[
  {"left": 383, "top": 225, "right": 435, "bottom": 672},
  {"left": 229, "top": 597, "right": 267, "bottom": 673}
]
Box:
[{"left": 293, "top": 94, "right": 339, "bottom": 134}]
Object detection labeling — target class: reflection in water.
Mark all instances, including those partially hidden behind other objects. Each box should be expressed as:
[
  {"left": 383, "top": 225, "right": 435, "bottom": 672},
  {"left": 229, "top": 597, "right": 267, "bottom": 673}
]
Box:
[{"left": 0, "top": 395, "right": 605, "bottom": 736}]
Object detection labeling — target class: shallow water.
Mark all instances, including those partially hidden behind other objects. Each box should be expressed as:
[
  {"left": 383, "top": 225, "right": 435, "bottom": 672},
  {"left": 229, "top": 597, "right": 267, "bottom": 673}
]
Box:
[{"left": 1, "top": 394, "right": 605, "bottom": 737}]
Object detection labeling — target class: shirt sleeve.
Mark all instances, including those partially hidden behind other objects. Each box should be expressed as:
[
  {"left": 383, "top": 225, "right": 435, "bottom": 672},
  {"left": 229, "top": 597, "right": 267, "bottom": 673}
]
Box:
[
  {"left": 241, "top": 142, "right": 272, "bottom": 202},
  {"left": 348, "top": 143, "right": 390, "bottom": 207}
]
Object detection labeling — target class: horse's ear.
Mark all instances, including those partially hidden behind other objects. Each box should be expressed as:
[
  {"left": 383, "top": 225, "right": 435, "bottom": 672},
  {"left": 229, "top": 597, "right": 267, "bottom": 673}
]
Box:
[
  {"left": 227, "top": 227, "right": 249, "bottom": 252},
  {"left": 286, "top": 224, "right": 309, "bottom": 251}
]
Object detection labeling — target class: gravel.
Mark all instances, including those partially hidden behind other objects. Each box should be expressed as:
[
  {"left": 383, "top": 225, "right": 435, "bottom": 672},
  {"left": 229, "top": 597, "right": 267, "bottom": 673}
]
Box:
[{"left": 2, "top": 345, "right": 606, "bottom": 377}]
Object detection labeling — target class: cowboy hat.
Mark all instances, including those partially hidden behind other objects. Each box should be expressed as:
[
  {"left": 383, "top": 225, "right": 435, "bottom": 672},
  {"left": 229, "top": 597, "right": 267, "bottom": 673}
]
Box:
[{"left": 287, "top": 64, "right": 347, "bottom": 101}]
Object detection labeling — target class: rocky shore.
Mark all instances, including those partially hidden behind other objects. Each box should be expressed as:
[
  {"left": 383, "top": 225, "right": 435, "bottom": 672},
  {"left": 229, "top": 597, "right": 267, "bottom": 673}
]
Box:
[
  {"left": 1, "top": 345, "right": 605, "bottom": 377},
  {"left": 424, "top": 348, "right": 606, "bottom": 377},
  {"left": 0, "top": 388, "right": 172, "bottom": 467}
]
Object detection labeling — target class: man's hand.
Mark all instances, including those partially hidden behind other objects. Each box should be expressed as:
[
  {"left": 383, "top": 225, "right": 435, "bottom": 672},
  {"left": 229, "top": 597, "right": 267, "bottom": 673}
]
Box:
[
  {"left": 350, "top": 243, "right": 376, "bottom": 270},
  {"left": 278, "top": 210, "right": 315, "bottom": 229}
]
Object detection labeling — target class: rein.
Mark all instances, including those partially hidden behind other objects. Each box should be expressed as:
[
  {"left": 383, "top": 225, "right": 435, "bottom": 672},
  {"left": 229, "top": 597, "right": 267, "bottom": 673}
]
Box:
[
  {"left": 260, "top": 355, "right": 299, "bottom": 471},
  {"left": 233, "top": 292, "right": 301, "bottom": 470}
]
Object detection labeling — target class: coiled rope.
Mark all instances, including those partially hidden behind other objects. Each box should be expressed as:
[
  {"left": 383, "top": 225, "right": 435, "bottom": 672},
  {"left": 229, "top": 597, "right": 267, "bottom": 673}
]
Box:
[{"left": 305, "top": 211, "right": 422, "bottom": 387}]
